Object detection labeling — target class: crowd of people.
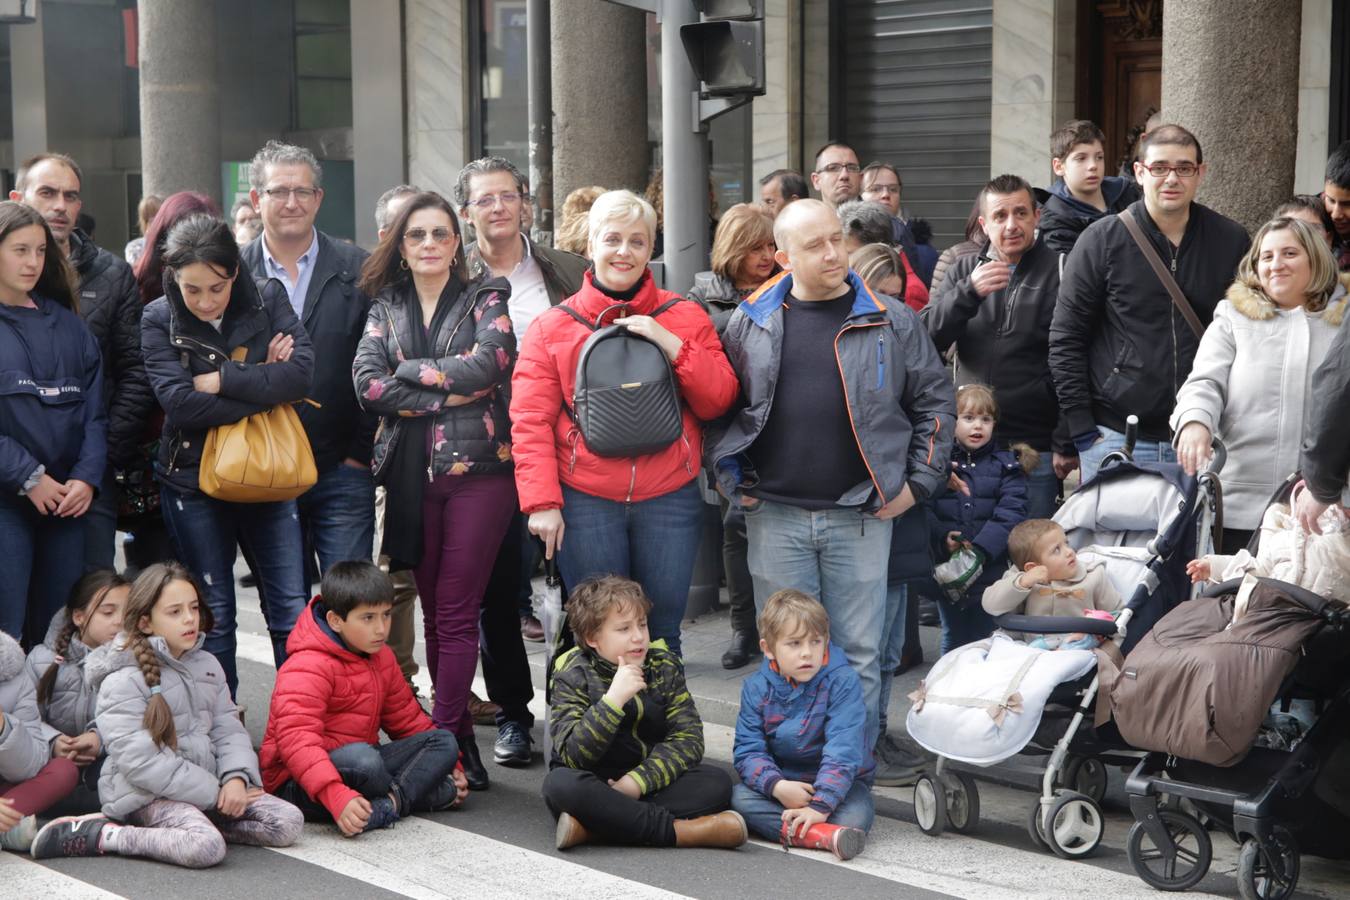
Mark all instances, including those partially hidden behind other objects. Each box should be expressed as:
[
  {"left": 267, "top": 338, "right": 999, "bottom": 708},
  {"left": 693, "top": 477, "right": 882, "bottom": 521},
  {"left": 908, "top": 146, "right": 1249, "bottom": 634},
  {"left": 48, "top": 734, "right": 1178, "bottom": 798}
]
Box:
[{"left": 0, "top": 122, "right": 1348, "bottom": 865}]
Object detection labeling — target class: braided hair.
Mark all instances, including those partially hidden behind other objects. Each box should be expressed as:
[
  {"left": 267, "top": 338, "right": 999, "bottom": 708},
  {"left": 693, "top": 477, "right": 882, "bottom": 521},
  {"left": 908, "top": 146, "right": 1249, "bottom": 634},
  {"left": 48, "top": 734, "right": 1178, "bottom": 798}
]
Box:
[
  {"left": 37, "top": 570, "right": 130, "bottom": 706},
  {"left": 124, "top": 563, "right": 215, "bottom": 750}
]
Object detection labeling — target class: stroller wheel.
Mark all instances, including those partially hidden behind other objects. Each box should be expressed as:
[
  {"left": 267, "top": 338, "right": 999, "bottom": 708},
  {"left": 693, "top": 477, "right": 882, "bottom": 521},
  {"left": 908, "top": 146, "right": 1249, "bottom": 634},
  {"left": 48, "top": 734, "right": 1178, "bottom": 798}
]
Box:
[
  {"left": 1060, "top": 755, "right": 1109, "bottom": 804},
  {"left": 944, "top": 772, "right": 980, "bottom": 835},
  {"left": 1237, "top": 828, "right": 1299, "bottom": 900},
  {"left": 1027, "top": 799, "right": 1049, "bottom": 850},
  {"left": 913, "top": 774, "right": 947, "bottom": 836},
  {"left": 1044, "top": 790, "right": 1105, "bottom": 859},
  {"left": 1126, "top": 809, "right": 1213, "bottom": 891}
]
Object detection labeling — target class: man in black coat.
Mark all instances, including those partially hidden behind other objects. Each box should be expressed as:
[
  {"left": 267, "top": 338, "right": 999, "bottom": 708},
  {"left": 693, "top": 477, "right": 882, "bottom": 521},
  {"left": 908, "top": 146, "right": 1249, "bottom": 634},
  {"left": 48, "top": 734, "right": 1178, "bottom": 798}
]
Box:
[
  {"left": 239, "top": 141, "right": 375, "bottom": 576},
  {"left": 1297, "top": 317, "right": 1350, "bottom": 532},
  {"left": 1049, "top": 124, "right": 1249, "bottom": 483},
  {"left": 10, "top": 153, "right": 153, "bottom": 571}
]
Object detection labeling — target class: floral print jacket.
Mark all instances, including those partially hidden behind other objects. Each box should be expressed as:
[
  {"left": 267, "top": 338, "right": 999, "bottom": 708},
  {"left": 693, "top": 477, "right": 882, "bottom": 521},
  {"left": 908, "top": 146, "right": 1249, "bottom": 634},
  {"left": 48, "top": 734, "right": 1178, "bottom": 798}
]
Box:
[{"left": 353, "top": 276, "right": 515, "bottom": 481}]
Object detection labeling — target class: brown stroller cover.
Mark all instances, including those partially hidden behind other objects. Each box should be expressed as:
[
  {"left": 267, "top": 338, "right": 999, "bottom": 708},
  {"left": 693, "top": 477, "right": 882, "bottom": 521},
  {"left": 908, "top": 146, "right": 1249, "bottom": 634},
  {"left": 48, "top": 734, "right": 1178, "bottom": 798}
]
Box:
[{"left": 1110, "top": 580, "right": 1326, "bottom": 766}]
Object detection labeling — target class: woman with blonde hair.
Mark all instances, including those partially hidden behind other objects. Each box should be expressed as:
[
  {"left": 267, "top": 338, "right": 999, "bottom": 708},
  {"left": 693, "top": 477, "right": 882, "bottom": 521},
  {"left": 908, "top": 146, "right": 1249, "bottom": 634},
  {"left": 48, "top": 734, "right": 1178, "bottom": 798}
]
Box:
[
  {"left": 554, "top": 186, "right": 605, "bottom": 257},
  {"left": 848, "top": 242, "right": 907, "bottom": 303},
  {"left": 1173, "top": 216, "right": 1348, "bottom": 551}
]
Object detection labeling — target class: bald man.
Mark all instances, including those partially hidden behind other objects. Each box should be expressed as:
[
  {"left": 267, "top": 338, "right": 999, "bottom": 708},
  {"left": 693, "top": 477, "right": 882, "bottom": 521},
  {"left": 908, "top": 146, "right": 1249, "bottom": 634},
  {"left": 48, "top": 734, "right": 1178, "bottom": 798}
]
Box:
[{"left": 706, "top": 199, "right": 954, "bottom": 755}]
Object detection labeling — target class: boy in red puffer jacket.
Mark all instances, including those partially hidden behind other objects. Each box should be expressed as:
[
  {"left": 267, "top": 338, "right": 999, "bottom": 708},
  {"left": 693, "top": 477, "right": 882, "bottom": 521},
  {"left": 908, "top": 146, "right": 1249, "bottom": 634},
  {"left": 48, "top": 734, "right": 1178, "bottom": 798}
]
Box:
[{"left": 261, "top": 562, "right": 467, "bottom": 835}]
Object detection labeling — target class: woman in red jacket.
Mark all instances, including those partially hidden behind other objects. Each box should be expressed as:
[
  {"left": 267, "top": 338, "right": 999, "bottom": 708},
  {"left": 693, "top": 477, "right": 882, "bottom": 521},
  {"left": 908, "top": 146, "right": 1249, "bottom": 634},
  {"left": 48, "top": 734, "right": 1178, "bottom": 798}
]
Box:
[{"left": 510, "top": 190, "right": 738, "bottom": 656}]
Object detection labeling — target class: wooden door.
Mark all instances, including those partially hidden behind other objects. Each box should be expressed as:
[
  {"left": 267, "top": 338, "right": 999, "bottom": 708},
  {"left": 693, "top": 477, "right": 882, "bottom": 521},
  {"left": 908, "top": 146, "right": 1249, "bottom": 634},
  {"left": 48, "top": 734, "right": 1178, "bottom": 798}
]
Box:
[{"left": 1082, "top": 0, "right": 1163, "bottom": 172}]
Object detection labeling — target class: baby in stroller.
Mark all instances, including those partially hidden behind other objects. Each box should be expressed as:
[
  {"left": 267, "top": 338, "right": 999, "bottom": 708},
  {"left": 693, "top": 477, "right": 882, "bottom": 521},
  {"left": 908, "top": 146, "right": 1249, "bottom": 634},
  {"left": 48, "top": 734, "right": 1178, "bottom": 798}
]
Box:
[{"left": 983, "top": 520, "right": 1124, "bottom": 650}]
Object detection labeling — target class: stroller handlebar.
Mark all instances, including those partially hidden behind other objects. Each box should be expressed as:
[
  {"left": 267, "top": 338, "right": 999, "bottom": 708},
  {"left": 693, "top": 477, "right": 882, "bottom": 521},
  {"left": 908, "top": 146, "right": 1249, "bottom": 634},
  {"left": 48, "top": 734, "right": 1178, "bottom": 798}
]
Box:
[{"left": 994, "top": 613, "right": 1120, "bottom": 637}]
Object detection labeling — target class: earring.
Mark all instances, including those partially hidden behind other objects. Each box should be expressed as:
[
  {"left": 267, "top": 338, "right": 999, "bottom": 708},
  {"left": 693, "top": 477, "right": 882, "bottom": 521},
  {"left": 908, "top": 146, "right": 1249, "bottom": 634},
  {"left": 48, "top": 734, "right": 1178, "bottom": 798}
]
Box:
[{"left": 399, "top": 258, "right": 409, "bottom": 270}]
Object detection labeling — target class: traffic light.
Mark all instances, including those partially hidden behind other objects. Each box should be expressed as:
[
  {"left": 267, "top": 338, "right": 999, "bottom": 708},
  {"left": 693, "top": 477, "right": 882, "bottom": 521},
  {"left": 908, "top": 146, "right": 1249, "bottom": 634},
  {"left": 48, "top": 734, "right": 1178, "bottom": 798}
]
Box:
[{"left": 679, "top": 0, "right": 765, "bottom": 97}]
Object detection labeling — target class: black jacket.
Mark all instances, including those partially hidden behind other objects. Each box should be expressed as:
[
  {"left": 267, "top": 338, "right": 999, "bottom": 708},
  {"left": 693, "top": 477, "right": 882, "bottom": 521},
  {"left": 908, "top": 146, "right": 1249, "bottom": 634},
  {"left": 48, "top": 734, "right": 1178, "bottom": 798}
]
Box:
[
  {"left": 686, "top": 272, "right": 743, "bottom": 335},
  {"left": 1301, "top": 316, "right": 1350, "bottom": 502},
  {"left": 69, "top": 230, "right": 153, "bottom": 470},
  {"left": 140, "top": 275, "right": 314, "bottom": 495},
  {"left": 1049, "top": 199, "right": 1249, "bottom": 442},
  {"left": 465, "top": 235, "right": 587, "bottom": 308},
  {"left": 1033, "top": 177, "right": 1140, "bottom": 256},
  {"left": 923, "top": 237, "right": 1068, "bottom": 453},
  {"left": 239, "top": 232, "right": 374, "bottom": 472}
]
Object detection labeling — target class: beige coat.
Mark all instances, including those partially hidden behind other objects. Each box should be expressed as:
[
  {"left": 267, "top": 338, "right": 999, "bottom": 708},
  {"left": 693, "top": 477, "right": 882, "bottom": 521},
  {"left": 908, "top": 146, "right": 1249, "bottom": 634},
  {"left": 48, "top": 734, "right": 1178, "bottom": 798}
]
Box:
[
  {"left": 982, "top": 560, "right": 1123, "bottom": 620},
  {"left": 1171, "top": 276, "right": 1349, "bottom": 529}
]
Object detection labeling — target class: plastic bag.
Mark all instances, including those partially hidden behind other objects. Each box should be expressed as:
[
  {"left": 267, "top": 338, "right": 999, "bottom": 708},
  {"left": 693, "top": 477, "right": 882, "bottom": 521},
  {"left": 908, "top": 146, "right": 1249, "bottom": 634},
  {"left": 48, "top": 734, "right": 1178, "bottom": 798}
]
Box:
[{"left": 934, "top": 546, "right": 985, "bottom": 606}]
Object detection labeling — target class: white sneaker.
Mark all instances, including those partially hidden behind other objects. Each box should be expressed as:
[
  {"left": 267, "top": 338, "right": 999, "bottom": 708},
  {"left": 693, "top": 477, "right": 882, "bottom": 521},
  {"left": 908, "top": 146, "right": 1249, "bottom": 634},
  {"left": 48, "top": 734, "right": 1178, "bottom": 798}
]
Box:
[{"left": 0, "top": 815, "right": 37, "bottom": 853}]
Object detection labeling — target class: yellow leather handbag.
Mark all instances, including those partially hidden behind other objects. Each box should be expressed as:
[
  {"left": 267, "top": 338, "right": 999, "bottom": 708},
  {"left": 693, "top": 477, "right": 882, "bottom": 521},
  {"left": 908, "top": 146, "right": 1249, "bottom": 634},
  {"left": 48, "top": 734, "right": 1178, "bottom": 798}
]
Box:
[{"left": 198, "top": 348, "right": 319, "bottom": 502}]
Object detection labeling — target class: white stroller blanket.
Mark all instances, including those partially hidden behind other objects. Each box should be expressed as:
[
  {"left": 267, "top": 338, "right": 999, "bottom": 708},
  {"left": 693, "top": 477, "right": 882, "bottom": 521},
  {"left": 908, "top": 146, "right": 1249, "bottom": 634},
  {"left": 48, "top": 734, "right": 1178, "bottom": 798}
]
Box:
[{"left": 906, "top": 633, "right": 1097, "bottom": 766}]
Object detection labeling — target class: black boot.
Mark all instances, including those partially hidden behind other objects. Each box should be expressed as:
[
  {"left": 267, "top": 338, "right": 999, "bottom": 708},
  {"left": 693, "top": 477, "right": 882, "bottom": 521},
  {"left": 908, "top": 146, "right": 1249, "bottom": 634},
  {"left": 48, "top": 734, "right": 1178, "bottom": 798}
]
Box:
[
  {"left": 460, "top": 737, "right": 491, "bottom": 791},
  {"left": 721, "top": 630, "right": 761, "bottom": 670}
]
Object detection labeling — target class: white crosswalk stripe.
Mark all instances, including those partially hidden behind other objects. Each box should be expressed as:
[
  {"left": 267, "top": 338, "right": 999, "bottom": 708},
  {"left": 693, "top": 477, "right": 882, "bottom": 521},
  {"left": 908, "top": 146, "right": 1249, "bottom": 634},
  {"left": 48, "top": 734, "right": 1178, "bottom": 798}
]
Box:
[{"left": 0, "top": 854, "right": 124, "bottom": 898}]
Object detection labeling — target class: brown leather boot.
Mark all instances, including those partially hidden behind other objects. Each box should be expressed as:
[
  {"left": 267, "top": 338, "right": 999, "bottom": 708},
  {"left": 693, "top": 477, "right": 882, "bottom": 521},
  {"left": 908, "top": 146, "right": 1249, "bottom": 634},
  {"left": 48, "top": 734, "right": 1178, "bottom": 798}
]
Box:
[
  {"left": 780, "top": 821, "right": 866, "bottom": 860},
  {"left": 469, "top": 691, "right": 501, "bottom": 726},
  {"left": 673, "top": 810, "right": 748, "bottom": 849},
  {"left": 555, "top": 813, "right": 591, "bottom": 850}
]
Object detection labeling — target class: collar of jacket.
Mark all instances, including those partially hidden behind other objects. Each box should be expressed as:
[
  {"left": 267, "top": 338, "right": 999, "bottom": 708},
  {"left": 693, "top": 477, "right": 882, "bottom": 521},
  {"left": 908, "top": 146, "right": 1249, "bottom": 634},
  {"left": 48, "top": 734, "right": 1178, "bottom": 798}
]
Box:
[
  {"left": 1048, "top": 176, "right": 1133, "bottom": 214},
  {"left": 953, "top": 432, "right": 1001, "bottom": 465},
  {"left": 739, "top": 269, "right": 886, "bottom": 328},
  {"left": 305, "top": 598, "right": 370, "bottom": 659},
  {"left": 240, "top": 230, "right": 358, "bottom": 319},
  {"left": 163, "top": 269, "right": 267, "bottom": 348},
  {"left": 0, "top": 292, "right": 63, "bottom": 325},
  {"left": 67, "top": 228, "right": 105, "bottom": 277},
  {"left": 568, "top": 267, "right": 663, "bottom": 320},
  {"left": 1225, "top": 272, "right": 1349, "bottom": 326}
]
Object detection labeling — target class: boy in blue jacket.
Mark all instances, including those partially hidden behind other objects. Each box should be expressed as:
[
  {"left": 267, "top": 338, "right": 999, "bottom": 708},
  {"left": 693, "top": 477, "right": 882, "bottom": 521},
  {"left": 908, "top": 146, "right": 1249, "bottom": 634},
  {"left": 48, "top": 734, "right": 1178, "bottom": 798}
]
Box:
[{"left": 731, "top": 589, "right": 874, "bottom": 860}]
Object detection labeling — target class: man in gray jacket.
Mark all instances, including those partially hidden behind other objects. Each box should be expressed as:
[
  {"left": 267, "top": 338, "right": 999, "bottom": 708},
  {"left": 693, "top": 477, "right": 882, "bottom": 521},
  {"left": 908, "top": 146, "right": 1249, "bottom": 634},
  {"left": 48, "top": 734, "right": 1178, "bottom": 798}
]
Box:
[{"left": 708, "top": 199, "right": 954, "bottom": 749}]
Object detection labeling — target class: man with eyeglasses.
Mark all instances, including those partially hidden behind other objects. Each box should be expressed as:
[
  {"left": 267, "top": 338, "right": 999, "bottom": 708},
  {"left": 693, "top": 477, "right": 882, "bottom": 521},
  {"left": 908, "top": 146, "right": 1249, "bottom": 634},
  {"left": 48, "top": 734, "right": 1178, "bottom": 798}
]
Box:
[
  {"left": 240, "top": 140, "right": 377, "bottom": 579},
  {"left": 453, "top": 156, "right": 588, "bottom": 772},
  {"left": 9, "top": 153, "right": 152, "bottom": 572},
  {"left": 811, "top": 142, "right": 863, "bottom": 210},
  {"left": 1050, "top": 124, "right": 1249, "bottom": 483}
]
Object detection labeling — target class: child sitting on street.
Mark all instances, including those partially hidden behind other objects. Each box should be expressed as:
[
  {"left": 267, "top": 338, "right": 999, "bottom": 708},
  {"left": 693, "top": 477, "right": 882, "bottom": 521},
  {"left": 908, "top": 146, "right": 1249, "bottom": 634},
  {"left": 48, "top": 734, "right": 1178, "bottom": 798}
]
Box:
[
  {"left": 543, "top": 575, "right": 746, "bottom": 851},
  {"left": 983, "top": 519, "right": 1123, "bottom": 650},
  {"left": 261, "top": 561, "right": 466, "bottom": 835},
  {"left": 731, "top": 589, "right": 873, "bottom": 860}
]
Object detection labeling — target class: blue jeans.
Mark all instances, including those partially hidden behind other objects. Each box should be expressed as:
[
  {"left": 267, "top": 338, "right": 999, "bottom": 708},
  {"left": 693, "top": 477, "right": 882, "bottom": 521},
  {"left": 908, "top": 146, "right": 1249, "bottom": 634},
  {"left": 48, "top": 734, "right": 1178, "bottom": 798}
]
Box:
[
  {"left": 1078, "top": 425, "right": 1177, "bottom": 484},
  {"left": 160, "top": 484, "right": 308, "bottom": 696},
  {"left": 1022, "top": 450, "right": 1060, "bottom": 520},
  {"left": 731, "top": 780, "right": 874, "bottom": 842},
  {"left": 743, "top": 499, "right": 892, "bottom": 748},
  {"left": 936, "top": 597, "right": 996, "bottom": 657},
  {"left": 878, "top": 583, "right": 907, "bottom": 734},
  {"left": 298, "top": 463, "right": 376, "bottom": 578},
  {"left": 274, "top": 730, "right": 460, "bottom": 820},
  {"left": 557, "top": 481, "right": 703, "bottom": 658},
  {"left": 0, "top": 499, "right": 85, "bottom": 646},
  {"left": 82, "top": 469, "right": 118, "bottom": 572}
]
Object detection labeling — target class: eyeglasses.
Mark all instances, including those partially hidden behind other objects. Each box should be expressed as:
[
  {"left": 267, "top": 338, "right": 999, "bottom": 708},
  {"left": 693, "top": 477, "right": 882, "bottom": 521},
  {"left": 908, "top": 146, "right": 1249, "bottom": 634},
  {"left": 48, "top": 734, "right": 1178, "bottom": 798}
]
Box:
[
  {"left": 466, "top": 191, "right": 523, "bottom": 209},
  {"left": 403, "top": 227, "right": 455, "bottom": 245},
  {"left": 817, "top": 163, "right": 861, "bottom": 175},
  {"left": 262, "top": 187, "right": 319, "bottom": 203},
  {"left": 1141, "top": 162, "right": 1199, "bottom": 178},
  {"left": 864, "top": 183, "right": 901, "bottom": 196}
]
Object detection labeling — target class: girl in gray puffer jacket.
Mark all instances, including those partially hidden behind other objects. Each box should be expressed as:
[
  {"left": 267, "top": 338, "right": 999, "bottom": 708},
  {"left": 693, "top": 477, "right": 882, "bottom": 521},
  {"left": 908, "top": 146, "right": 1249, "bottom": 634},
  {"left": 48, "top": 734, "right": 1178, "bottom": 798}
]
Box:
[
  {"left": 0, "top": 629, "right": 79, "bottom": 852},
  {"left": 29, "top": 563, "right": 302, "bottom": 868},
  {"left": 26, "top": 571, "right": 132, "bottom": 811}
]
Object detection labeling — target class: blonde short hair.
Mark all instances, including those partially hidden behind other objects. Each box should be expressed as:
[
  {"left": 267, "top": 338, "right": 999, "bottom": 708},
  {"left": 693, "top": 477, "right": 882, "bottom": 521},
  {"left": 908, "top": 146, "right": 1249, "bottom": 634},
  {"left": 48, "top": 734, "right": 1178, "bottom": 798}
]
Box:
[
  {"left": 555, "top": 185, "right": 605, "bottom": 257},
  {"left": 849, "top": 242, "right": 904, "bottom": 294},
  {"left": 711, "top": 203, "right": 775, "bottom": 282},
  {"left": 1236, "top": 216, "right": 1340, "bottom": 313},
  {"left": 1008, "top": 519, "right": 1063, "bottom": 569},
  {"left": 956, "top": 382, "right": 998, "bottom": 419},
  {"left": 588, "top": 189, "right": 658, "bottom": 252},
  {"left": 757, "top": 589, "right": 830, "bottom": 646}
]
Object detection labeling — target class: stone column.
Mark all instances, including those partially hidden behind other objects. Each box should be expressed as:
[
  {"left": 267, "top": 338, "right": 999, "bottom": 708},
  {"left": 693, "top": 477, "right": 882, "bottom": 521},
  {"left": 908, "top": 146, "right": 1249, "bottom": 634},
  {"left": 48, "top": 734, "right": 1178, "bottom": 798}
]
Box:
[
  {"left": 9, "top": 7, "right": 47, "bottom": 166},
  {"left": 1294, "top": 0, "right": 1333, "bottom": 194},
  {"left": 352, "top": 0, "right": 406, "bottom": 248},
  {"left": 406, "top": 0, "right": 470, "bottom": 199},
  {"left": 138, "top": 0, "right": 221, "bottom": 203},
  {"left": 990, "top": 0, "right": 1077, "bottom": 182},
  {"left": 551, "top": 0, "right": 648, "bottom": 202},
  {"left": 1162, "top": 0, "right": 1301, "bottom": 232}
]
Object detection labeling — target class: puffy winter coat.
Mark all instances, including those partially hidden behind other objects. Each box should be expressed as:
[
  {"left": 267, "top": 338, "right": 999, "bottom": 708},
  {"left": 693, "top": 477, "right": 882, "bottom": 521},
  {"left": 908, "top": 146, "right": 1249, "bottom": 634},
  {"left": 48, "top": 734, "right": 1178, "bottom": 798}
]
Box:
[
  {"left": 511, "top": 269, "right": 738, "bottom": 514},
  {"left": 69, "top": 230, "right": 154, "bottom": 470},
  {"left": 686, "top": 272, "right": 746, "bottom": 336},
  {"left": 1033, "top": 177, "right": 1140, "bottom": 256},
  {"left": 708, "top": 270, "right": 954, "bottom": 509},
  {"left": 923, "top": 237, "right": 1069, "bottom": 452},
  {"left": 0, "top": 294, "right": 106, "bottom": 495},
  {"left": 733, "top": 643, "right": 874, "bottom": 816},
  {"left": 981, "top": 559, "right": 1122, "bottom": 620},
  {"left": 1171, "top": 277, "right": 1348, "bottom": 529},
  {"left": 548, "top": 642, "right": 702, "bottom": 795},
  {"left": 929, "top": 439, "right": 1029, "bottom": 601},
  {"left": 352, "top": 276, "right": 516, "bottom": 480},
  {"left": 1049, "top": 199, "right": 1250, "bottom": 442},
  {"left": 89, "top": 633, "right": 260, "bottom": 820},
  {"left": 141, "top": 274, "right": 314, "bottom": 495},
  {"left": 0, "top": 629, "right": 56, "bottom": 783},
  {"left": 26, "top": 610, "right": 102, "bottom": 739},
  {"left": 1302, "top": 299, "right": 1350, "bottom": 505}
]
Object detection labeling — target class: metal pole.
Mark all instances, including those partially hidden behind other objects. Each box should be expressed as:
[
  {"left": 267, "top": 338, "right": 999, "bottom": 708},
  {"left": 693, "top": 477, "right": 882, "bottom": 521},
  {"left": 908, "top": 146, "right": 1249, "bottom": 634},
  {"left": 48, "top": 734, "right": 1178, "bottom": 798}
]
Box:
[
  {"left": 661, "top": 0, "right": 708, "bottom": 296},
  {"left": 526, "top": 0, "right": 554, "bottom": 246}
]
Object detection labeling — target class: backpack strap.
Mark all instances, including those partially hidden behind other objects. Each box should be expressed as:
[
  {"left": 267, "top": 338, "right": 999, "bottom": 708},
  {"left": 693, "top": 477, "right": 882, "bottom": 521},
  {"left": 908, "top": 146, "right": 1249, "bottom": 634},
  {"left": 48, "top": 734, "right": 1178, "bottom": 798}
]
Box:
[
  {"left": 650, "top": 298, "right": 683, "bottom": 317},
  {"left": 558, "top": 304, "right": 596, "bottom": 331}
]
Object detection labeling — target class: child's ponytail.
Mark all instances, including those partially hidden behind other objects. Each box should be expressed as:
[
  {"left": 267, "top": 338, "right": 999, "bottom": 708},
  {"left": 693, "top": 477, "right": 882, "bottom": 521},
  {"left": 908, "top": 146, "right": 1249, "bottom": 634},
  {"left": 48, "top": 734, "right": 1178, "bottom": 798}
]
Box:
[
  {"left": 124, "top": 562, "right": 208, "bottom": 751},
  {"left": 130, "top": 630, "right": 178, "bottom": 750},
  {"left": 36, "top": 619, "right": 78, "bottom": 706},
  {"left": 38, "top": 570, "right": 131, "bottom": 706},
  {"left": 1011, "top": 442, "right": 1041, "bottom": 476}
]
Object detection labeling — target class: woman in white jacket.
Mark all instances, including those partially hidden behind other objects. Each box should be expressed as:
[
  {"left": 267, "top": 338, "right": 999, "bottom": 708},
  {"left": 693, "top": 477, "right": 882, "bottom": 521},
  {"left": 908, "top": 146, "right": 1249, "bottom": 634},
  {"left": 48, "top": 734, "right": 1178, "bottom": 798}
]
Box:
[{"left": 1173, "top": 216, "right": 1348, "bottom": 550}]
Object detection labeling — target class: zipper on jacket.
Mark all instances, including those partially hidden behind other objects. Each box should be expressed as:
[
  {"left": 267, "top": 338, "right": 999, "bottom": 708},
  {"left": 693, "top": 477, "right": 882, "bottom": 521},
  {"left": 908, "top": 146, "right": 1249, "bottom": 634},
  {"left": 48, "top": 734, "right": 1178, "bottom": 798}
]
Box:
[
  {"left": 833, "top": 321, "right": 891, "bottom": 507},
  {"left": 630, "top": 693, "right": 647, "bottom": 758},
  {"left": 876, "top": 334, "right": 885, "bottom": 389},
  {"left": 625, "top": 461, "right": 638, "bottom": 503},
  {"left": 680, "top": 434, "right": 694, "bottom": 476}
]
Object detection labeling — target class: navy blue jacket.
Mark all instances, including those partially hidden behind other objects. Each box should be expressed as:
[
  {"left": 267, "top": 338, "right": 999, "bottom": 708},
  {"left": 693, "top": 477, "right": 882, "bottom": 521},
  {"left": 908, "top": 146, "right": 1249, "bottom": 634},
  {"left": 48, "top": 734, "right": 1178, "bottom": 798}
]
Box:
[
  {"left": 928, "top": 439, "right": 1028, "bottom": 600},
  {"left": 140, "top": 274, "right": 314, "bottom": 495},
  {"left": 0, "top": 296, "right": 106, "bottom": 496}
]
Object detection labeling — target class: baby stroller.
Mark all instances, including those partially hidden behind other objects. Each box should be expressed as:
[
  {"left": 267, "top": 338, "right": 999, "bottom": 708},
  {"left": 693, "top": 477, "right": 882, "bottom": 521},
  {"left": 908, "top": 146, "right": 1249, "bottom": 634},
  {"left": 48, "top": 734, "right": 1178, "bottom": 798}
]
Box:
[
  {"left": 1120, "top": 475, "right": 1350, "bottom": 900},
  {"left": 909, "top": 418, "right": 1225, "bottom": 860}
]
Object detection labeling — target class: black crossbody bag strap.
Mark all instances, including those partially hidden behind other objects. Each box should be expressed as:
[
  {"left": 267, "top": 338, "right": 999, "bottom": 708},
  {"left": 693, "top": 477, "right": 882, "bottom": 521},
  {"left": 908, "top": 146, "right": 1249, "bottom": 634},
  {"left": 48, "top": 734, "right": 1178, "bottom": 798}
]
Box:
[{"left": 1118, "top": 208, "right": 1205, "bottom": 340}]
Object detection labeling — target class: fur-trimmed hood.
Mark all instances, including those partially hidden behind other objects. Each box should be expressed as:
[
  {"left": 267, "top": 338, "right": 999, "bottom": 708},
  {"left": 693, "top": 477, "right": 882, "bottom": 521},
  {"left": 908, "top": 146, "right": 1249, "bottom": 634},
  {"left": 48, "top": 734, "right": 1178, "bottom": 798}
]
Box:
[
  {"left": 0, "top": 629, "right": 25, "bottom": 682},
  {"left": 1224, "top": 272, "right": 1349, "bottom": 326}
]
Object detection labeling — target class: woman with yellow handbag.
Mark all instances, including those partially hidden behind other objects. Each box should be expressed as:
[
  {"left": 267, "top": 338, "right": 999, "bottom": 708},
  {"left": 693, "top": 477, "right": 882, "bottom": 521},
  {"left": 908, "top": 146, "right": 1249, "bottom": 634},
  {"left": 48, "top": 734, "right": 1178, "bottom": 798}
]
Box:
[{"left": 140, "top": 214, "right": 315, "bottom": 697}]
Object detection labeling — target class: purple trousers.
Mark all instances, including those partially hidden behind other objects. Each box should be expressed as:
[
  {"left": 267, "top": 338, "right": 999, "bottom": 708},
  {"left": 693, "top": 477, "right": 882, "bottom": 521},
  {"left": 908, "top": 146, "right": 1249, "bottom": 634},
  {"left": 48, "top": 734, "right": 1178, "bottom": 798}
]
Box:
[{"left": 413, "top": 473, "right": 517, "bottom": 737}]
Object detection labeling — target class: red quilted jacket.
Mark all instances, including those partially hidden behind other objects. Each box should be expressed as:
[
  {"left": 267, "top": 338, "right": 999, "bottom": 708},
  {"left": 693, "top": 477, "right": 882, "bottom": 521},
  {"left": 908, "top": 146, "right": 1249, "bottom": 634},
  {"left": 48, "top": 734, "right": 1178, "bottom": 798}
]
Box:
[
  {"left": 261, "top": 598, "right": 434, "bottom": 820},
  {"left": 510, "top": 269, "right": 739, "bottom": 513}
]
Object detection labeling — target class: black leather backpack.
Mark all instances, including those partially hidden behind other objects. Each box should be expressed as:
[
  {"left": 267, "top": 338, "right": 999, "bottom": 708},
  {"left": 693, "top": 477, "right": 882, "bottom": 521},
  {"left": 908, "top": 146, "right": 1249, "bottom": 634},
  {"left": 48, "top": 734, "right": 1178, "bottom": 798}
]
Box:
[{"left": 560, "top": 300, "right": 684, "bottom": 458}]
